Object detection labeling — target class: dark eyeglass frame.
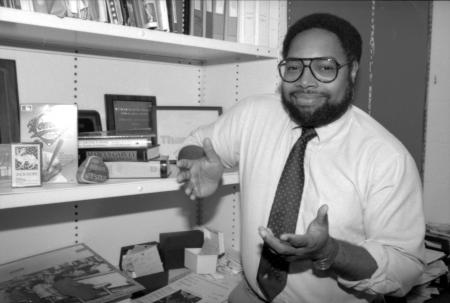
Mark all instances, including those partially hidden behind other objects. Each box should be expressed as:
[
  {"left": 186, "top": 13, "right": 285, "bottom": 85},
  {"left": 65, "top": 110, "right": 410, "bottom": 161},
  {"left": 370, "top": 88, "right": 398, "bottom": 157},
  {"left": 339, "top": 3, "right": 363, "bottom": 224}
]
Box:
[{"left": 278, "top": 57, "right": 351, "bottom": 83}]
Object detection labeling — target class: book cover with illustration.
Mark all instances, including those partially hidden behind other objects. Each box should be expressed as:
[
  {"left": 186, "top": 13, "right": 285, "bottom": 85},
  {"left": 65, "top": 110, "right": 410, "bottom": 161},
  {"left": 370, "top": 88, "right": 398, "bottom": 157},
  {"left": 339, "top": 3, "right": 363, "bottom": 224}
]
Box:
[
  {"left": 0, "top": 144, "right": 12, "bottom": 185},
  {"left": 0, "top": 243, "right": 144, "bottom": 303},
  {"left": 20, "top": 104, "right": 78, "bottom": 183}
]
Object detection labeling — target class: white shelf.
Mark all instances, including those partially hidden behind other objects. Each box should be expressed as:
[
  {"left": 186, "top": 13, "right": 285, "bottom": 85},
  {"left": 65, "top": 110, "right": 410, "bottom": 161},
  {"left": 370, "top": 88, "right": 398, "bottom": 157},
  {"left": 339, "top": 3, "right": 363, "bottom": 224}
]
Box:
[
  {"left": 0, "top": 7, "right": 277, "bottom": 64},
  {"left": 0, "top": 171, "right": 239, "bottom": 209}
]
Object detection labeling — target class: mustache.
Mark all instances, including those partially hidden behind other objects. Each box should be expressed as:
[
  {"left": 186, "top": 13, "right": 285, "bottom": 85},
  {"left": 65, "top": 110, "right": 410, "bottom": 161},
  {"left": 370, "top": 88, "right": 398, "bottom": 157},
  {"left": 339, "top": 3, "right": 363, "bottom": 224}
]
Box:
[{"left": 290, "top": 89, "right": 328, "bottom": 96}]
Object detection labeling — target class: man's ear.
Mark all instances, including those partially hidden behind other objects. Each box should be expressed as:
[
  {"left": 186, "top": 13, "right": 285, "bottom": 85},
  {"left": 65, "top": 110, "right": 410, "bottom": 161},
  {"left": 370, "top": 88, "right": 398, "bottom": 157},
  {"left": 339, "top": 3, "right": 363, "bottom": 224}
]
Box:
[{"left": 350, "top": 61, "right": 359, "bottom": 83}]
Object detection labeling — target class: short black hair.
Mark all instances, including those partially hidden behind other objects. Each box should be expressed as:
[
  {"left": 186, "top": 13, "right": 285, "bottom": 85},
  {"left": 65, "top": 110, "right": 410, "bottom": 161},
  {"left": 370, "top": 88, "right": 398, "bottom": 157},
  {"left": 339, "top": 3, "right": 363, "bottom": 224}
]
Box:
[{"left": 282, "top": 13, "right": 362, "bottom": 64}]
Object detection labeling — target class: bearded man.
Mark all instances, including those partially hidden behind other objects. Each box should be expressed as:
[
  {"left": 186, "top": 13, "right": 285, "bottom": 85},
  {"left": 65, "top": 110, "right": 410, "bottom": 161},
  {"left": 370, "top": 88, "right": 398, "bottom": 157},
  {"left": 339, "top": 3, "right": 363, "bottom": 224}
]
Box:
[{"left": 176, "top": 13, "right": 425, "bottom": 303}]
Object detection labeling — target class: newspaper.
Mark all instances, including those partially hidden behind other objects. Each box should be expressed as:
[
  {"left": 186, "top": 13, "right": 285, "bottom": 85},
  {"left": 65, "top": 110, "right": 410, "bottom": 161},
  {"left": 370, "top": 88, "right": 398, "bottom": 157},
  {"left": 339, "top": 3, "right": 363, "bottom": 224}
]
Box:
[{"left": 135, "top": 250, "right": 243, "bottom": 303}]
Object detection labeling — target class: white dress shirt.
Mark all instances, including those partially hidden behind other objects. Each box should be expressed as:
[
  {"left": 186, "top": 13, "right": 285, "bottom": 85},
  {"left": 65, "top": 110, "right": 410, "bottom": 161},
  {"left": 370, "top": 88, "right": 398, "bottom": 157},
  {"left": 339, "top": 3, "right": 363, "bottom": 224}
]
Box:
[{"left": 183, "top": 94, "right": 425, "bottom": 302}]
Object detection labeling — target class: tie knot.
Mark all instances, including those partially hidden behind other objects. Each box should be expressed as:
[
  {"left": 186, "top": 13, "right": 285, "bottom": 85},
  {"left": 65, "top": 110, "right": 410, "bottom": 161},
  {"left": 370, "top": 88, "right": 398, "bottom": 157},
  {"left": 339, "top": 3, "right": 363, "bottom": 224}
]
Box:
[{"left": 300, "top": 127, "right": 317, "bottom": 143}]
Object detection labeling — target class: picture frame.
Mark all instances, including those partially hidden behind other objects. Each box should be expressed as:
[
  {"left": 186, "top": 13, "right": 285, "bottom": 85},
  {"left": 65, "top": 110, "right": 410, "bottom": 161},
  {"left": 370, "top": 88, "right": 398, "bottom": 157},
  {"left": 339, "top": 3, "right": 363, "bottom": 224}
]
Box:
[
  {"left": 0, "top": 59, "right": 20, "bottom": 144},
  {"left": 78, "top": 109, "right": 102, "bottom": 133},
  {"left": 105, "top": 94, "right": 157, "bottom": 133},
  {"left": 156, "top": 106, "right": 222, "bottom": 159}
]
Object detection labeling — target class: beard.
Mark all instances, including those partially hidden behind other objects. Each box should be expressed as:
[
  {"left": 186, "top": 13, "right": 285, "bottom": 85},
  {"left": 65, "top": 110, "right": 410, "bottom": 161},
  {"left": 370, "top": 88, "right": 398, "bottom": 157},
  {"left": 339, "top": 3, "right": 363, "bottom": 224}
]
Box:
[{"left": 281, "top": 79, "right": 355, "bottom": 128}]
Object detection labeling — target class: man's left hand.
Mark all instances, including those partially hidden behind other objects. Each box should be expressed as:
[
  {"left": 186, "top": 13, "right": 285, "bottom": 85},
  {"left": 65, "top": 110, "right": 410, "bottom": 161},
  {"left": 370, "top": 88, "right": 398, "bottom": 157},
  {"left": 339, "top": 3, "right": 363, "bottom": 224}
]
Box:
[{"left": 259, "top": 204, "right": 334, "bottom": 262}]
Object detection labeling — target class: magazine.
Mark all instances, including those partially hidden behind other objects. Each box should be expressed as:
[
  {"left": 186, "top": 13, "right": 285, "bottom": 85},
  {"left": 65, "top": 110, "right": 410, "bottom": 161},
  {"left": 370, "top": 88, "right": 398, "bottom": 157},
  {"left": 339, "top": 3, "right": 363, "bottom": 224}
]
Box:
[{"left": 0, "top": 243, "right": 144, "bottom": 303}]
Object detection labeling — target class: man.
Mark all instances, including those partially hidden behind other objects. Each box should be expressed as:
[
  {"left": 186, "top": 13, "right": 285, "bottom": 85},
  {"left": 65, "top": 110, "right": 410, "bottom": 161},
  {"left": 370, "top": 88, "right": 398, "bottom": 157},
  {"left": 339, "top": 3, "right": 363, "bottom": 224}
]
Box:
[{"left": 177, "top": 13, "right": 425, "bottom": 303}]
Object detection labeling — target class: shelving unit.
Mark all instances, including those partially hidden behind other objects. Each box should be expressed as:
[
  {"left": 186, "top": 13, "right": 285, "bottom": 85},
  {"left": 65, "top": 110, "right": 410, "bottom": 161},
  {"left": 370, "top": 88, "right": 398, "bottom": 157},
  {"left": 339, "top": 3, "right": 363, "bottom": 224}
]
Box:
[
  {"left": 0, "top": 3, "right": 282, "bottom": 266},
  {"left": 0, "top": 7, "right": 277, "bottom": 64}
]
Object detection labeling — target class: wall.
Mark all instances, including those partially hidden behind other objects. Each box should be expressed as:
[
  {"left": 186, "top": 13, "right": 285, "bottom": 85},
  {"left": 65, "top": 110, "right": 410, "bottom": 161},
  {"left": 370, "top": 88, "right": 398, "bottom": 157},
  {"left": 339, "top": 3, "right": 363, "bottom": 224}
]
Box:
[{"left": 423, "top": 1, "right": 450, "bottom": 224}]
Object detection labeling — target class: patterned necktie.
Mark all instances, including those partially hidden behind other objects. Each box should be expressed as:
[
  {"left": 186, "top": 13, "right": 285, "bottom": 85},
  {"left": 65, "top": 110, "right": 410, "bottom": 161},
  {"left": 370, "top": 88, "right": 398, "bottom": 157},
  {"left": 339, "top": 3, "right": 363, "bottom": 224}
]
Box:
[{"left": 257, "top": 128, "right": 317, "bottom": 302}]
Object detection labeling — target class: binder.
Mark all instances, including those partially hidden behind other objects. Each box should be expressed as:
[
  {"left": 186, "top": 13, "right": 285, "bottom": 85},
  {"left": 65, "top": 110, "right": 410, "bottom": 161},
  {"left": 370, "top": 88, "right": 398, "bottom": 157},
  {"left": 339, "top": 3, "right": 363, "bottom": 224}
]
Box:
[
  {"left": 190, "top": 0, "right": 204, "bottom": 37},
  {"left": 212, "top": 0, "right": 225, "bottom": 40},
  {"left": 268, "top": 0, "right": 280, "bottom": 49},
  {"left": 205, "top": 0, "right": 213, "bottom": 38},
  {"left": 238, "top": 0, "right": 256, "bottom": 45},
  {"left": 255, "top": 0, "right": 270, "bottom": 47},
  {"left": 224, "top": 0, "right": 238, "bottom": 42}
]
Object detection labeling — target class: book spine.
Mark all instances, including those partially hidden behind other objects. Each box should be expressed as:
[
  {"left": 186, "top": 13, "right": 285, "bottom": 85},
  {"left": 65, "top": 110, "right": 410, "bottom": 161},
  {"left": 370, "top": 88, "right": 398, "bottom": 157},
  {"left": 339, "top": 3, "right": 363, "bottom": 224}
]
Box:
[
  {"left": 78, "top": 138, "right": 151, "bottom": 149},
  {"left": 105, "top": 161, "right": 164, "bottom": 178},
  {"left": 80, "top": 146, "right": 159, "bottom": 162},
  {"left": 82, "top": 149, "right": 143, "bottom": 161}
]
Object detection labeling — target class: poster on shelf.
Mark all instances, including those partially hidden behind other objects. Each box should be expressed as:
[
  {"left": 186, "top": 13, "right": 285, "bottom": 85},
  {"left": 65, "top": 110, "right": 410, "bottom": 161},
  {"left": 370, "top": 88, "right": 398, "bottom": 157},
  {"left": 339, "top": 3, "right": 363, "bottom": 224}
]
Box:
[
  {"left": 20, "top": 103, "right": 78, "bottom": 183},
  {"left": 156, "top": 106, "right": 222, "bottom": 160}
]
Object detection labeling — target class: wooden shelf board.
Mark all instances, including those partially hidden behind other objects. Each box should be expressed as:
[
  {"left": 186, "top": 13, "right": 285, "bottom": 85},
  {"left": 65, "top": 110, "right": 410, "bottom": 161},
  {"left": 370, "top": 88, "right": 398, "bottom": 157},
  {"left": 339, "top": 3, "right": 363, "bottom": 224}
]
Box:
[
  {"left": 0, "top": 8, "right": 277, "bottom": 64},
  {"left": 0, "top": 171, "right": 239, "bottom": 209}
]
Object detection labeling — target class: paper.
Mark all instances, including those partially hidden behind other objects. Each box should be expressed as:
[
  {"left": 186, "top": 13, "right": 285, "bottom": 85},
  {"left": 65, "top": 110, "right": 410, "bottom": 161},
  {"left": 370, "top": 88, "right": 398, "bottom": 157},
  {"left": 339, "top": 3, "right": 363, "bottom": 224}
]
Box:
[
  {"left": 197, "top": 227, "right": 225, "bottom": 255},
  {"left": 425, "top": 248, "right": 445, "bottom": 265},
  {"left": 135, "top": 272, "right": 241, "bottom": 303},
  {"left": 122, "top": 244, "right": 164, "bottom": 278}
]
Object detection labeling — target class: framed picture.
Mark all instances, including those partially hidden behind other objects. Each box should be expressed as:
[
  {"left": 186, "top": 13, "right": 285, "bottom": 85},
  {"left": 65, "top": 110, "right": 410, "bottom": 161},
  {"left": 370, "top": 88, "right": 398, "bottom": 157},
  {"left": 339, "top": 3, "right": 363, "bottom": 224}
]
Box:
[
  {"left": 156, "top": 106, "right": 222, "bottom": 159},
  {"left": 0, "top": 59, "right": 20, "bottom": 144},
  {"left": 78, "top": 109, "right": 102, "bottom": 133},
  {"left": 105, "top": 94, "right": 157, "bottom": 133}
]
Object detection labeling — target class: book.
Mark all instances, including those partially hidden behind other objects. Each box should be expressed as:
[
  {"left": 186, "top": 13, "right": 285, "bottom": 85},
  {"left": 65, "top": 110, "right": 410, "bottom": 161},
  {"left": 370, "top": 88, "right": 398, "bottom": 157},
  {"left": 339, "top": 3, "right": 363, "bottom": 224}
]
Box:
[
  {"left": 105, "top": 159, "right": 168, "bottom": 178},
  {"left": 268, "top": 0, "right": 280, "bottom": 49},
  {"left": 19, "top": 0, "right": 33, "bottom": 11},
  {"left": 78, "top": 138, "right": 153, "bottom": 149},
  {"left": 79, "top": 129, "right": 157, "bottom": 140},
  {"left": 79, "top": 145, "right": 160, "bottom": 162},
  {"left": 31, "top": 0, "right": 48, "bottom": 13},
  {"left": 190, "top": 0, "right": 204, "bottom": 37},
  {"left": 255, "top": 0, "right": 270, "bottom": 47},
  {"left": 79, "top": 130, "right": 157, "bottom": 149},
  {"left": 182, "top": 0, "right": 190, "bottom": 34},
  {"left": 66, "top": 0, "right": 89, "bottom": 19},
  {"left": 166, "top": 0, "right": 184, "bottom": 33},
  {"left": 124, "top": 0, "right": 137, "bottom": 26},
  {"left": 11, "top": 142, "right": 42, "bottom": 187},
  {"left": 105, "top": 0, "right": 124, "bottom": 24},
  {"left": 0, "top": 144, "right": 12, "bottom": 184},
  {"left": 0, "top": 243, "right": 144, "bottom": 303},
  {"left": 204, "top": 0, "right": 213, "bottom": 38},
  {"left": 237, "top": 0, "right": 256, "bottom": 45},
  {"left": 212, "top": 0, "right": 225, "bottom": 40},
  {"left": 156, "top": 0, "right": 170, "bottom": 31},
  {"left": 224, "top": 0, "right": 238, "bottom": 42},
  {"left": 20, "top": 103, "right": 78, "bottom": 183},
  {"left": 139, "top": 0, "right": 159, "bottom": 29},
  {"left": 86, "top": 0, "right": 108, "bottom": 22}
]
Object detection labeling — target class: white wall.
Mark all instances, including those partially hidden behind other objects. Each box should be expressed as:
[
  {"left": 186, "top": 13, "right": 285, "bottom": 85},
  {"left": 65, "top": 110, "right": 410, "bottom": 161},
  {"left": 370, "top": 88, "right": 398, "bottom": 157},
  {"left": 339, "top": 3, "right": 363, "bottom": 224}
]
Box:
[{"left": 423, "top": 1, "right": 450, "bottom": 224}]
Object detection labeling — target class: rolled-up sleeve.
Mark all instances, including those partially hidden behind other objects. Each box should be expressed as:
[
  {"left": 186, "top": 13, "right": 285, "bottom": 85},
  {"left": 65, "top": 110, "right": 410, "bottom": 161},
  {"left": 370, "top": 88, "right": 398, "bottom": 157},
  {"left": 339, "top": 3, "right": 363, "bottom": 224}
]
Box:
[{"left": 338, "top": 147, "right": 426, "bottom": 296}]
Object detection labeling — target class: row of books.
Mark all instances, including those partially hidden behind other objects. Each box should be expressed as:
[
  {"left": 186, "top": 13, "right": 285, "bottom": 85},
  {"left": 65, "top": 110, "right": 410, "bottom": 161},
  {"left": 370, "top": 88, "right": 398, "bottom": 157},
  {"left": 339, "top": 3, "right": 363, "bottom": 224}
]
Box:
[{"left": 0, "top": 0, "right": 281, "bottom": 48}]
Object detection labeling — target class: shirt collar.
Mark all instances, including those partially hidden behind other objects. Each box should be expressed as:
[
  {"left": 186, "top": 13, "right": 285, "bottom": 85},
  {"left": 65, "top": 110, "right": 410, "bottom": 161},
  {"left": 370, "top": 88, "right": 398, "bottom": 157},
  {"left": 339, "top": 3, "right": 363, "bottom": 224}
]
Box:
[
  {"left": 314, "top": 106, "right": 353, "bottom": 143},
  {"left": 288, "top": 105, "right": 353, "bottom": 143}
]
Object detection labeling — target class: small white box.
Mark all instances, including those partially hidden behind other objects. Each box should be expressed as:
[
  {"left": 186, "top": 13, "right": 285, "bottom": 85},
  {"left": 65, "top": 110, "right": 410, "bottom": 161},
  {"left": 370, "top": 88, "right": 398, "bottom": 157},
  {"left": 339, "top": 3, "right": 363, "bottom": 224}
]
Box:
[{"left": 184, "top": 248, "right": 218, "bottom": 274}]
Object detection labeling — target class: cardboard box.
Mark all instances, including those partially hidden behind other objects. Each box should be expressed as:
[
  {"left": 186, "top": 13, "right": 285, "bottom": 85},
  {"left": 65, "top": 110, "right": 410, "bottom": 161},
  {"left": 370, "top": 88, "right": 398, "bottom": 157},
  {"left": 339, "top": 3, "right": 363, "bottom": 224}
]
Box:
[
  {"left": 20, "top": 104, "right": 78, "bottom": 183},
  {"left": 184, "top": 248, "right": 217, "bottom": 274},
  {"left": 159, "top": 230, "right": 204, "bottom": 270}
]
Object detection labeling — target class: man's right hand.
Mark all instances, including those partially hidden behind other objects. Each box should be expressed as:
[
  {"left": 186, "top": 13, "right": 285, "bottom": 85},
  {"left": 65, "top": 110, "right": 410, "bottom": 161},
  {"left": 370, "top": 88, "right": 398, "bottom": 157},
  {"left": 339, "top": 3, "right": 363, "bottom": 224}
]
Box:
[{"left": 176, "top": 138, "right": 224, "bottom": 200}]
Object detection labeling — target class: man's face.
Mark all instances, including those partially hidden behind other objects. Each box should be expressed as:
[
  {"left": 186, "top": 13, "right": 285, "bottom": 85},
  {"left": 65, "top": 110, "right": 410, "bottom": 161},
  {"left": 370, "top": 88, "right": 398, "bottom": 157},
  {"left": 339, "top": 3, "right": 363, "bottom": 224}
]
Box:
[{"left": 281, "top": 28, "right": 357, "bottom": 128}]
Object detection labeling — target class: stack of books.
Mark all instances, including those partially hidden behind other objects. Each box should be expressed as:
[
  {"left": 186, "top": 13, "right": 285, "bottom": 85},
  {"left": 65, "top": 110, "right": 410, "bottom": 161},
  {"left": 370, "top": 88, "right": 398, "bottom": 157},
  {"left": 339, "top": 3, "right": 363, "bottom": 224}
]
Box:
[{"left": 78, "top": 129, "right": 164, "bottom": 178}]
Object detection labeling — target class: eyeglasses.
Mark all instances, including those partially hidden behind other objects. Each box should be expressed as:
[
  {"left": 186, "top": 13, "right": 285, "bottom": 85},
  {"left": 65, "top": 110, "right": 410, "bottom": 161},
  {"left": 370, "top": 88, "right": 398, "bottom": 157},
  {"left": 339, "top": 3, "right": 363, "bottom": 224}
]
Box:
[{"left": 278, "top": 57, "right": 350, "bottom": 83}]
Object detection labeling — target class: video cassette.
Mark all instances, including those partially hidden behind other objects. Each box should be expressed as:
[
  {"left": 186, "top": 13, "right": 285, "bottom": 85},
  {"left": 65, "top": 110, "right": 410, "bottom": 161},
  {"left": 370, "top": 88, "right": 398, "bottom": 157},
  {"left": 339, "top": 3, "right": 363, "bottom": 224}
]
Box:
[
  {"left": 11, "top": 143, "right": 42, "bottom": 187},
  {"left": 20, "top": 104, "right": 78, "bottom": 183}
]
